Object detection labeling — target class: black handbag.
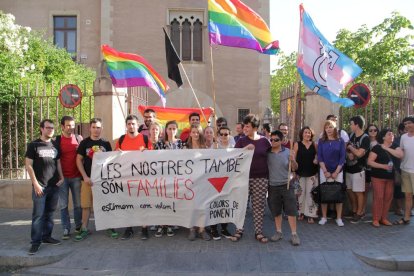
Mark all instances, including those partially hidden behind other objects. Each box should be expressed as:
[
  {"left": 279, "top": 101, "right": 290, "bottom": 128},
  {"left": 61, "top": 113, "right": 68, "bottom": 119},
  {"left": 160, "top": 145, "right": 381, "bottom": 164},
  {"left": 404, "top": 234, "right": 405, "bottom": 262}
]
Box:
[{"left": 312, "top": 181, "right": 346, "bottom": 204}]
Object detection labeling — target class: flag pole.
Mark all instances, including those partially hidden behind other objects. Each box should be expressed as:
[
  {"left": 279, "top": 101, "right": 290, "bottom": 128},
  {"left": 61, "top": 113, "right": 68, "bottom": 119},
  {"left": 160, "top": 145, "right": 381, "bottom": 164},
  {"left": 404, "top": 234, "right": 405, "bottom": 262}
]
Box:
[
  {"left": 287, "top": 5, "right": 305, "bottom": 190},
  {"left": 178, "top": 63, "right": 208, "bottom": 124},
  {"left": 287, "top": 76, "right": 300, "bottom": 190},
  {"left": 209, "top": 46, "right": 218, "bottom": 133}
]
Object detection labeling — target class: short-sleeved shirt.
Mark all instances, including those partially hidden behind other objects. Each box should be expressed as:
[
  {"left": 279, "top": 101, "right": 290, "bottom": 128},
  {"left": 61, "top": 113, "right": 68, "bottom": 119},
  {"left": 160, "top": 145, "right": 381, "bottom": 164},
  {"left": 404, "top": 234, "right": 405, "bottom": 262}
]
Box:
[
  {"left": 370, "top": 144, "right": 396, "bottom": 179},
  {"left": 346, "top": 133, "right": 370, "bottom": 174},
  {"left": 400, "top": 133, "right": 414, "bottom": 173},
  {"left": 58, "top": 135, "right": 82, "bottom": 178},
  {"left": 235, "top": 135, "right": 271, "bottom": 178},
  {"left": 163, "top": 139, "right": 184, "bottom": 150},
  {"left": 25, "top": 139, "right": 60, "bottom": 187},
  {"left": 268, "top": 147, "right": 290, "bottom": 186},
  {"left": 77, "top": 137, "right": 112, "bottom": 177},
  {"left": 115, "top": 133, "right": 153, "bottom": 151}
]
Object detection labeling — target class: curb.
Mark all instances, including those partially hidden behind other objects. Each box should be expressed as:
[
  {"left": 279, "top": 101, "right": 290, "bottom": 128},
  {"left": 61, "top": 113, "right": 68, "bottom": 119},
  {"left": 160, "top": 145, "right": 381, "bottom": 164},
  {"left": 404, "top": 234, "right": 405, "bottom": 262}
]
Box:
[
  {"left": 353, "top": 250, "right": 414, "bottom": 271},
  {"left": 0, "top": 248, "right": 71, "bottom": 269}
]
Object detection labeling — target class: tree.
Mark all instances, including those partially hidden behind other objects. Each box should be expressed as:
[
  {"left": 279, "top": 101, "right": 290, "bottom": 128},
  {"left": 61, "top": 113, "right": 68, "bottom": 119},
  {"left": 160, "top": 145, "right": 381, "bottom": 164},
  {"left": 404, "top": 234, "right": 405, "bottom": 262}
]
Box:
[
  {"left": 270, "top": 52, "right": 297, "bottom": 114},
  {"left": 0, "top": 11, "right": 95, "bottom": 104},
  {"left": 334, "top": 12, "right": 414, "bottom": 82}
]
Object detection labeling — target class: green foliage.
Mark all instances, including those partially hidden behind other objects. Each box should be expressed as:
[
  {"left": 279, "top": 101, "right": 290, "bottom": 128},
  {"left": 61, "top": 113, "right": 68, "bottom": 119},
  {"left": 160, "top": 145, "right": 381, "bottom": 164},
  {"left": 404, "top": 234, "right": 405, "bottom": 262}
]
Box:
[
  {"left": 334, "top": 12, "right": 414, "bottom": 82},
  {"left": 270, "top": 51, "right": 297, "bottom": 114},
  {"left": 0, "top": 11, "right": 95, "bottom": 104}
]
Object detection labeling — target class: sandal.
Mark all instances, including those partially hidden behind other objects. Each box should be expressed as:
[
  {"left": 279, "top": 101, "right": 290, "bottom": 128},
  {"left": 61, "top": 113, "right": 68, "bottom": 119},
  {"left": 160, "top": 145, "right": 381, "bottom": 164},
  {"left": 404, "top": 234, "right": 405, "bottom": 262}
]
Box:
[
  {"left": 298, "top": 214, "right": 304, "bottom": 221},
  {"left": 255, "top": 233, "right": 268, "bottom": 244},
  {"left": 307, "top": 217, "right": 314, "bottom": 224},
  {"left": 393, "top": 218, "right": 410, "bottom": 225},
  {"left": 380, "top": 220, "right": 392, "bottom": 226},
  {"left": 230, "top": 229, "right": 243, "bottom": 242}
]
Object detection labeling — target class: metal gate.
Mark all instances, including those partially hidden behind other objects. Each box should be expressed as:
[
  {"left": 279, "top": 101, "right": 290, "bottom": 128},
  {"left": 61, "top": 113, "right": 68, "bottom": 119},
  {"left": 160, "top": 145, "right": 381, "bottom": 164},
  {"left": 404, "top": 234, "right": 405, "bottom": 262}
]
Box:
[{"left": 0, "top": 81, "right": 94, "bottom": 179}]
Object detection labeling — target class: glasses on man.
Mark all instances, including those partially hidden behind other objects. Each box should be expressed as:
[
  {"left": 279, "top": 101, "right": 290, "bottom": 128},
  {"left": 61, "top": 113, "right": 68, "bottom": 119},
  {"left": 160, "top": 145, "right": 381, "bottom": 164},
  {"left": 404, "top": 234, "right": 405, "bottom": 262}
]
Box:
[
  {"left": 219, "top": 133, "right": 229, "bottom": 136},
  {"left": 368, "top": 129, "right": 378, "bottom": 132},
  {"left": 270, "top": 138, "right": 280, "bottom": 142},
  {"left": 44, "top": 127, "right": 54, "bottom": 130},
  {"left": 217, "top": 123, "right": 226, "bottom": 127}
]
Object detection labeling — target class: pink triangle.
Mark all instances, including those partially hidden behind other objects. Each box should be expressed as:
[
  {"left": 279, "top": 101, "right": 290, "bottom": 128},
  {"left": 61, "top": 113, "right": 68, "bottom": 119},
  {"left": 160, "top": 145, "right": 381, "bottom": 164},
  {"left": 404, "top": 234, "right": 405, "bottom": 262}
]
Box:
[{"left": 208, "top": 177, "right": 229, "bottom": 193}]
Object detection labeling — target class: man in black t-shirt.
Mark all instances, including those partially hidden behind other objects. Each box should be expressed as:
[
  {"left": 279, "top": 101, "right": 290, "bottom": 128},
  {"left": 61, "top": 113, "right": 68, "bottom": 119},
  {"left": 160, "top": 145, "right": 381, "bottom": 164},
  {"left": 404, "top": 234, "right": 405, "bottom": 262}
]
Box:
[
  {"left": 25, "top": 119, "right": 64, "bottom": 255},
  {"left": 75, "top": 118, "right": 115, "bottom": 241},
  {"left": 346, "top": 115, "right": 370, "bottom": 224}
]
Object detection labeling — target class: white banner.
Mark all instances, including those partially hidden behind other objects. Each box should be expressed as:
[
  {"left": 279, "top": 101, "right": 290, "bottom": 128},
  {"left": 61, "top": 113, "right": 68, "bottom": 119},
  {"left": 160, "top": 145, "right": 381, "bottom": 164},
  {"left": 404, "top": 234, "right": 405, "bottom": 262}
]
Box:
[{"left": 90, "top": 148, "right": 253, "bottom": 230}]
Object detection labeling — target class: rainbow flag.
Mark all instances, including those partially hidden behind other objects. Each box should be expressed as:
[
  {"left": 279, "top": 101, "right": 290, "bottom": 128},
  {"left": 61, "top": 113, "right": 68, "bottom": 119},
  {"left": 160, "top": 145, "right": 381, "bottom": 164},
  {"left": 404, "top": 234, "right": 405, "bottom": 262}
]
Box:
[
  {"left": 297, "top": 5, "right": 362, "bottom": 107},
  {"left": 102, "top": 45, "right": 169, "bottom": 107},
  {"left": 138, "top": 105, "right": 213, "bottom": 132},
  {"left": 208, "top": 0, "right": 279, "bottom": 55}
]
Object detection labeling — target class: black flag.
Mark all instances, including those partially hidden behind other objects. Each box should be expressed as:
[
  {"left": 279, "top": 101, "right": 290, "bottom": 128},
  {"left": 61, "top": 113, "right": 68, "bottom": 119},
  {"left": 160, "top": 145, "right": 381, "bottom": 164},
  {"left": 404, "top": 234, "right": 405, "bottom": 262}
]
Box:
[{"left": 163, "top": 28, "right": 183, "bottom": 87}]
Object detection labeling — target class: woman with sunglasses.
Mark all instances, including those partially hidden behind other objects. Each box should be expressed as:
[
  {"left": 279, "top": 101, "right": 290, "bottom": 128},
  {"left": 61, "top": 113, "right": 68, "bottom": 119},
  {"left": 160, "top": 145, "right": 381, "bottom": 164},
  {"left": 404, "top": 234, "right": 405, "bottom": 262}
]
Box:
[
  {"left": 293, "top": 126, "right": 319, "bottom": 224},
  {"left": 362, "top": 124, "right": 379, "bottom": 217},
  {"left": 318, "top": 120, "right": 346, "bottom": 226},
  {"left": 367, "top": 128, "right": 403, "bottom": 227}
]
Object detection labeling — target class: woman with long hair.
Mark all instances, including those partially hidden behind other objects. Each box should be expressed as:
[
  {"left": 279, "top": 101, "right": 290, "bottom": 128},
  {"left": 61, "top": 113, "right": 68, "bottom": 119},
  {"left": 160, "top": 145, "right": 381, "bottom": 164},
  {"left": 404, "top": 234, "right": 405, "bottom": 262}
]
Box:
[
  {"left": 185, "top": 124, "right": 210, "bottom": 241},
  {"left": 362, "top": 124, "right": 379, "bottom": 216},
  {"left": 293, "top": 126, "right": 319, "bottom": 224},
  {"left": 317, "top": 120, "right": 346, "bottom": 227},
  {"left": 367, "top": 128, "right": 403, "bottom": 227},
  {"left": 154, "top": 120, "right": 183, "bottom": 238}
]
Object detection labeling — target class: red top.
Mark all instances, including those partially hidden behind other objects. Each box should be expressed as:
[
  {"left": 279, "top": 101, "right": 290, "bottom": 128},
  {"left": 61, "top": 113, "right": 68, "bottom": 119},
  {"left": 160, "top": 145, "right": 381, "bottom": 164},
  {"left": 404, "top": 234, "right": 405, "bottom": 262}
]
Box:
[{"left": 60, "top": 135, "right": 81, "bottom": 178}]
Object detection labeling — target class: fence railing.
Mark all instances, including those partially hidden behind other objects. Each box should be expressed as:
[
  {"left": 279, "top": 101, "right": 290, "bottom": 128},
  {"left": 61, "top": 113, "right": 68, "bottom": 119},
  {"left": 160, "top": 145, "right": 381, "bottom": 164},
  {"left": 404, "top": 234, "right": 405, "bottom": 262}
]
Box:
[
  {"left": 0, "top": 82, "right": 94, "bottom": 179},
  {"left": 279, "top": 82, "right": 305, "bottom": 140},
  {"left": 339, "top": 81, "right": 414, "bottom": 130}
]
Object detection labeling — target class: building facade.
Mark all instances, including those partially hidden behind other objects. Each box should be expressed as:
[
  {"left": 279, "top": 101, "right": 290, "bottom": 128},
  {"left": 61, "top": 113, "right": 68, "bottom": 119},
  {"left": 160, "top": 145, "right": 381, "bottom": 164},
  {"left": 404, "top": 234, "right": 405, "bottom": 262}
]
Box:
[{"left": 0, "top": 0, "right": 271, "bottom": 128}]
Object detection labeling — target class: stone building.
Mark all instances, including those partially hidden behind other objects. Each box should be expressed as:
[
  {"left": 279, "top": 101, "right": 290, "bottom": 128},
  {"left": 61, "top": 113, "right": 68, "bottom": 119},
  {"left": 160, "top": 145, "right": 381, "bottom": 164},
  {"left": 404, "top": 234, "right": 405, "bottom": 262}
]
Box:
[{"left": 0, "top": 0, "right": 272, "bottom": 129}]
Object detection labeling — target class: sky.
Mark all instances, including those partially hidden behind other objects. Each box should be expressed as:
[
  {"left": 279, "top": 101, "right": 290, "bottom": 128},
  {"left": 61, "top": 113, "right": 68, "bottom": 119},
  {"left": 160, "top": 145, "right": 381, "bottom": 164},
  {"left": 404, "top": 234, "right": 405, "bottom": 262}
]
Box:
[{"left": 269, "top": 0, "right": 414, "bottom": 71}]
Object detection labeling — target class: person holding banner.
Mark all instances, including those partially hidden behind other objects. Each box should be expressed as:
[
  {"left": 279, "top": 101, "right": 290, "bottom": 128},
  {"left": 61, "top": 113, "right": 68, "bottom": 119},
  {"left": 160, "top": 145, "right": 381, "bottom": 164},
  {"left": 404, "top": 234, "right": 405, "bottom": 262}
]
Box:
[
  {"left": 185, "top": 124, "right": 211, "bottom": 241},
  {"left": 154, "top": 120, "right": 179, "bottom": 238},
  {"left": 210, "top": 126, "right": 235, "bottom": 240},
  {"left": 116, "top": 115, "right": 153, "bottom": 241},
  {"left": 75, "top": 118, "right": 117, "bottom": 241},
  {"left": 149, "top": 122, "right": 164, "bottom": 150},
  {"left": 204, "top": 126, "right": 216, "bottom": 149},
  {"left": 235, "top": 114, "right": 271, "bottom": 243}
]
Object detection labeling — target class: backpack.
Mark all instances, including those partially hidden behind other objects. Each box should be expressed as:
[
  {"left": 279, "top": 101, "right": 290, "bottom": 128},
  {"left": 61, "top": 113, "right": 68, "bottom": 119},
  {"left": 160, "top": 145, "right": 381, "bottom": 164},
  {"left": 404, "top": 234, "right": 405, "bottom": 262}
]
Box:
[
  {"left": 118, "top": 134, "right": 149, "bottom": 149},
  {"left": 54, "top": 134, "right": 82, "bottom": 150}
]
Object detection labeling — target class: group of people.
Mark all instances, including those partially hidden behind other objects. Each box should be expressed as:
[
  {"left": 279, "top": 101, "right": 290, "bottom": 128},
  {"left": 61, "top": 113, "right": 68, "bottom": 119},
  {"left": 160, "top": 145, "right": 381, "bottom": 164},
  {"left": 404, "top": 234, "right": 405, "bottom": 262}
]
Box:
[{"left": 25, "top": 109, "right": 414, "bottom": 255}]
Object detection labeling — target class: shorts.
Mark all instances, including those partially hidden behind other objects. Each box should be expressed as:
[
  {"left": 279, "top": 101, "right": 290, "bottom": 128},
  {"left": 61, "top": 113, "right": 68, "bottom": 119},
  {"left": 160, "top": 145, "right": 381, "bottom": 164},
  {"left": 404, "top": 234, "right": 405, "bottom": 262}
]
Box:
[
  {"left": 81, "top": 181, "right": 93, "bottom": 208},
  {"left": 401, "top": 170, "right": 414, "bottom": 194},
  {"left": 267, "top": 184, "right": 297, "bottom": 217},
  {"left": 346, "top": 171, "right": 366, "bottom": 192}
]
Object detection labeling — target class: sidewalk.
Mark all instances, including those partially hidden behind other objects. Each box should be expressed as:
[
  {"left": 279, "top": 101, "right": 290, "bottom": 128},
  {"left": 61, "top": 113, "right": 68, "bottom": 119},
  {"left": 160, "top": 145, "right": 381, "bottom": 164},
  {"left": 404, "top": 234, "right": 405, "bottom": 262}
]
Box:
[{"left": 1, "top": 208, "right": 414, "bottom": 275}]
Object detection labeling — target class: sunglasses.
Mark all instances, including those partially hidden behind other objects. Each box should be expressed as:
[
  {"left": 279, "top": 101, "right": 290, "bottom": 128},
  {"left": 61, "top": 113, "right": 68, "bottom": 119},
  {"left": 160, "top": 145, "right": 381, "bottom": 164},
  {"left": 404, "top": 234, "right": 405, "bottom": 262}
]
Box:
[
  {"left": 44, "top": 127, "right": 54, "bottom": 130},
  {"left": 369, "top": 129, "right": 378, "bottom": 132},
  {"left": 270, "top": 138, "right": 280, "bottom": 142},
  {"left": 219, "top": 133, "right": 229, "bottom": 136}
]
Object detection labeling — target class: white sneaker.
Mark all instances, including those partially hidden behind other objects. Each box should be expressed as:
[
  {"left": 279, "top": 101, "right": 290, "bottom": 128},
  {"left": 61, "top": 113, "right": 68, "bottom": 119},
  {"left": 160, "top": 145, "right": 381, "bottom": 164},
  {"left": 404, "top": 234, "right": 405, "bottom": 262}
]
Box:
[
  {"left": 319, "top": 217, "right": 327, "bottom": 225},
  {"left": 336, "top": 219, "right": 344, "bottom": 227}
]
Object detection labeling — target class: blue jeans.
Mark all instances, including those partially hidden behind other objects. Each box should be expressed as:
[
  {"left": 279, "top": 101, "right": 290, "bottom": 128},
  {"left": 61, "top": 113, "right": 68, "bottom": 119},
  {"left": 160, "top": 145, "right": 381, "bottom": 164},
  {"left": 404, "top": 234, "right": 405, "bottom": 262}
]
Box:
[
  {"left": 58, "top": 177, "right": 82, "bottom": 231},
  {"left": 31, "top": 185, "right": 59, "bottom": 245}
]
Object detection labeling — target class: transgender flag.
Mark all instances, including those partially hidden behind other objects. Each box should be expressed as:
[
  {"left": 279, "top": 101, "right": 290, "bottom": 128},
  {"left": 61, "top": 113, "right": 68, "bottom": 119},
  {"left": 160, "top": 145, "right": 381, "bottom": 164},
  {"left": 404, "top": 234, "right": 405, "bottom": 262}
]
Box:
[{"left": 297, "top": 4, "right": 362, "bottom": 107}]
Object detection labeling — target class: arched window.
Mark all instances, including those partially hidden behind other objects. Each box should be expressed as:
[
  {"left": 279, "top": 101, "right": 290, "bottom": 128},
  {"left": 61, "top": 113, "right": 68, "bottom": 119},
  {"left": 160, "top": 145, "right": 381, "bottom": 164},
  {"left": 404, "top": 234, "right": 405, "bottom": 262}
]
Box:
[
  {"left": 193, "top": 19, "right": 203, "bottom": 62},
  {"left": 168, "top": 11, "right": 204, "bottom": 62},
  {"left": 182, "top": 19, "right": 192, "bottom": 61},
  {"left": 170, "top": 19, "right": 181, "bottom": 56}
]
